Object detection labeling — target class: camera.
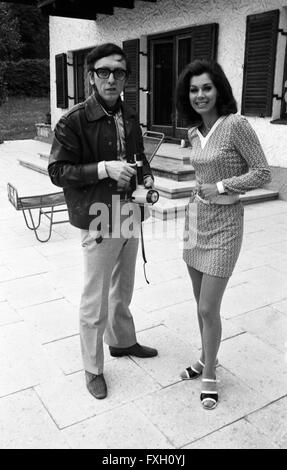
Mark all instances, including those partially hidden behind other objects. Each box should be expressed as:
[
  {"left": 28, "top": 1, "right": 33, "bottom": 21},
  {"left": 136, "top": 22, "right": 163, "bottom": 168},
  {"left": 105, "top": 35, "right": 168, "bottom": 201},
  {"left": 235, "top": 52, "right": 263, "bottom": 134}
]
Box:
[{"left": 131, "top": 154, "right": 159, "bottom": 205}]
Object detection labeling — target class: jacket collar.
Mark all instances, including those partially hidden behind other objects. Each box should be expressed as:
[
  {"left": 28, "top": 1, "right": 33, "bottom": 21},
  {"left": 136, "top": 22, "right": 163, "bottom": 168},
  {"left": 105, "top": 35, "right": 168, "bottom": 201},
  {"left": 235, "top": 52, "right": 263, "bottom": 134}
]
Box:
[{"left": 84, "top": 93, "right": 136, "bottom": 122}]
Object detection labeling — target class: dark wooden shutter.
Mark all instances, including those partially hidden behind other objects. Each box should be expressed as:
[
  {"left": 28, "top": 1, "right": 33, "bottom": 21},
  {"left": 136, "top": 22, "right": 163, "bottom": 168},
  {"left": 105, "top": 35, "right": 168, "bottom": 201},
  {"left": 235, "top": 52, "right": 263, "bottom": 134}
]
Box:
[
  {"left": 191, "top": 23, "right": 218, "bottom": 61},
  {"left": 55, "top": 53, "right": 68, "bottom": 109},
  {"left": 242, "top": 10, "right": 279, "bottom": 117},
  {"left": 123, "top": 39, "right": 139, "bottom": 113}
]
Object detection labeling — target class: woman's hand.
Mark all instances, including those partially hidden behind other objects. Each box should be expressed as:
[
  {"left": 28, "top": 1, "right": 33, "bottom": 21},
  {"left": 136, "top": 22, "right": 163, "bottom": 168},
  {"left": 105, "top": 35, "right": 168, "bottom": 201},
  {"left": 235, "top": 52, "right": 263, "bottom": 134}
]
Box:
[
  {"left": 143, "top": 176, "right": 154, "bottom": 189},
  {"left": 198, "top": 183, "right": 219, "bottom": 200}
]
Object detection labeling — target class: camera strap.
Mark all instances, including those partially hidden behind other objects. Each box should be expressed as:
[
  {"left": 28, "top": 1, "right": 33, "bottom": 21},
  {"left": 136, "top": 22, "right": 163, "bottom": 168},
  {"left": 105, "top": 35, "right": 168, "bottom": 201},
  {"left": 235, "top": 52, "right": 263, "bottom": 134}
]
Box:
[{"left": 140, "top": 222, "right": 150, "bottom": 284}]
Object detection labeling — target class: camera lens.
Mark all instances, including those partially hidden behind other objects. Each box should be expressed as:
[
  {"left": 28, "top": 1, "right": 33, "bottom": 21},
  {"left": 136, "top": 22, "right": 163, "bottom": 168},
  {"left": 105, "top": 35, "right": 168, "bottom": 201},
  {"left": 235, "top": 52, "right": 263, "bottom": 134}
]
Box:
[{"left": 147, "top": 190, "right": 159, "bottom": 204}]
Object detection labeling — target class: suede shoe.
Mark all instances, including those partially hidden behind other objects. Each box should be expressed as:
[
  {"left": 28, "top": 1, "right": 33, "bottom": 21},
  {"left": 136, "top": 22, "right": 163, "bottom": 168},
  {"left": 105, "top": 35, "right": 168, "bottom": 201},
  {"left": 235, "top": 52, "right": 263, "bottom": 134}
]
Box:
[
  {"left": 109, "top": 342, "right": 158, "bottom": 358},
  {"left": 85, "top": 371, "right": 107, "bottom": 399}
]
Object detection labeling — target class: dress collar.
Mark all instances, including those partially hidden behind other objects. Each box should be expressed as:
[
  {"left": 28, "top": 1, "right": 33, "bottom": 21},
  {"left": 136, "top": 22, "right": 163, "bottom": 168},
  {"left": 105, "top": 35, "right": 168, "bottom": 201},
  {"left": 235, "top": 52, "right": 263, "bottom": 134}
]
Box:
[{"left": 196, "top": 116, "right": 226, "bottom": 149}]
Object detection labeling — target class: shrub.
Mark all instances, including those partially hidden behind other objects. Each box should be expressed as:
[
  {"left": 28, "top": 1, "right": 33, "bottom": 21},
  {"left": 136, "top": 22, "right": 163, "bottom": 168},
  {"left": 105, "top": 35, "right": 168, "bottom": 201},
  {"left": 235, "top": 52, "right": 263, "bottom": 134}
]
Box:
[{"left": 3, "top": 59, "right": 50, "bottom": 97}]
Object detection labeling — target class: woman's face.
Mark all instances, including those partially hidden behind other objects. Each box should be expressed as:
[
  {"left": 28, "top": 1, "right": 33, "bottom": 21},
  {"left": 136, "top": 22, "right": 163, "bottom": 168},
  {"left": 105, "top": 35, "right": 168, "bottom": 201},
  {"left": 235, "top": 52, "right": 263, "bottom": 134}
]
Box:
[{"left": 189, "top": 73, "right": 218, "bottom": 116}]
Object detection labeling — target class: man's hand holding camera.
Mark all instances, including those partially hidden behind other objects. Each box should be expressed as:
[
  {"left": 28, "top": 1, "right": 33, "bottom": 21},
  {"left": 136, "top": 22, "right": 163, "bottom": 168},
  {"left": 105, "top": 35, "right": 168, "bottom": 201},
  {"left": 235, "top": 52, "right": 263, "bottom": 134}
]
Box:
[{"left": 105, "top": 161, "right": 136, "bottom": 191}]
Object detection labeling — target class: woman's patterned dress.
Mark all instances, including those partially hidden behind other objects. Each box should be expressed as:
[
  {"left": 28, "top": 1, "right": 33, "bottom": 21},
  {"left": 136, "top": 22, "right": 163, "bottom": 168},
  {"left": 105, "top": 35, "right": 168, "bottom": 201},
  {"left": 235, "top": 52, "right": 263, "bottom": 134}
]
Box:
[{"left": 183, "top": 113, "right": 271, "bottom": 277}]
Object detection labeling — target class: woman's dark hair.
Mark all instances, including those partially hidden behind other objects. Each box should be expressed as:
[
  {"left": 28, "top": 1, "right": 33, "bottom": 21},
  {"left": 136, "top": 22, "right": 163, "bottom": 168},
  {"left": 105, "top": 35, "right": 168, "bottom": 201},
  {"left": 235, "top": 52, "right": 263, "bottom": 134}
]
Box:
[
  {"left": 176, "top": 59, "right": 237, "bottom": 125},
  {"left": 86, "top": 43, "right": 131, "bottom": 75}
]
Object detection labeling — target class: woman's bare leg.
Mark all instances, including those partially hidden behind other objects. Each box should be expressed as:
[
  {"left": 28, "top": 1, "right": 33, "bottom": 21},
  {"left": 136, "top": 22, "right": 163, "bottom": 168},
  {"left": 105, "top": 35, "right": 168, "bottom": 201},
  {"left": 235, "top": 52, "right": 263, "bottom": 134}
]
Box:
[
  {"left": 198, "top": 273, "right": 229, "bottom": 404},
  {"left": 186, "top": 265, "right": 205, "bottom": 367}
]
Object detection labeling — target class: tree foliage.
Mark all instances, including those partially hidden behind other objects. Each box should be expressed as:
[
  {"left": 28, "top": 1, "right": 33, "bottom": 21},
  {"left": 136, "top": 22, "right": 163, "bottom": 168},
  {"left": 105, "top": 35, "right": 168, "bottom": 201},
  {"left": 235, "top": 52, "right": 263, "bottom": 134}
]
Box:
[
  {"left": 0, "top": 2, "right": 49, "bottom": 61},
  {"left": 0, "top": 3, "right": 23, "bottom": 61}
]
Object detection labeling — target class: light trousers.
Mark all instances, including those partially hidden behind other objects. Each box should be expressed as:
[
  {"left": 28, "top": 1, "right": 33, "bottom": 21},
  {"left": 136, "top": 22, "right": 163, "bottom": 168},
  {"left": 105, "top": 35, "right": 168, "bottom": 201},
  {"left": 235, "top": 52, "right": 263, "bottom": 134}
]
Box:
[{"left": 79, "top": 219, "right": 139, "bottom": 375}]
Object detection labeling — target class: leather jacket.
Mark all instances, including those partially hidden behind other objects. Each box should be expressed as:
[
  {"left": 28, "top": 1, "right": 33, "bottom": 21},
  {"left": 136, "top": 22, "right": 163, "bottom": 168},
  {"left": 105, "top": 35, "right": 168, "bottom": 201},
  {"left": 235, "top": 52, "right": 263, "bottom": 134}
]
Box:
[{"left": 48, "top": 94, "right": 153, "bottom": 231}]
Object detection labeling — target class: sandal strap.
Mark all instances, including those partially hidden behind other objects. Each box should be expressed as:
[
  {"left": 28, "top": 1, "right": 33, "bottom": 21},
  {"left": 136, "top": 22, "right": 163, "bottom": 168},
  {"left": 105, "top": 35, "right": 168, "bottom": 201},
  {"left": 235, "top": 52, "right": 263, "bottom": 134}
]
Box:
[
  {"left": 201, "top": 390, "right": 218, "bottom": 394},
  {"left": 198, "top": 359, "right": 205, "bottom": 367},
  {"left": 189, "top": 365, "right": 200, "bottom": 375},
  {"left": 202, "top": 378, "right": 219, "bottom": 383}
]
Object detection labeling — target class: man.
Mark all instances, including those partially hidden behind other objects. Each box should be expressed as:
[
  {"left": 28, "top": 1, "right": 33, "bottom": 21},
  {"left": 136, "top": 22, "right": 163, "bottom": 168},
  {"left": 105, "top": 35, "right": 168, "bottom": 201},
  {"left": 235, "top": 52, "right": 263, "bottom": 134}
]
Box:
[{"left": 48, "top": 43, "right": 158, "bottom": 400}]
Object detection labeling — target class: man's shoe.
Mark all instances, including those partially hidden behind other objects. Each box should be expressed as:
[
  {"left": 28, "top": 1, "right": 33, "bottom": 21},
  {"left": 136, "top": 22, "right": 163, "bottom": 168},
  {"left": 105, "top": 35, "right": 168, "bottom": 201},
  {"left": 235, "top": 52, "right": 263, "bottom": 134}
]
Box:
[
  {"left": 109, "top": 342, "right": 158, "bottom": 358},
  {"left": 85, "top": 371, "right": 107, "bottom": 399}
]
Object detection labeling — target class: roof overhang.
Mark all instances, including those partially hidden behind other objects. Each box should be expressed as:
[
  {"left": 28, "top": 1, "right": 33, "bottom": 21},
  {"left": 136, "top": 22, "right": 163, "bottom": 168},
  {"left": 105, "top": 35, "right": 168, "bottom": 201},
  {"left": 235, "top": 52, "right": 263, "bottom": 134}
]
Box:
[{"left": 3, "top": 0, "right": 157, "bottom": 19}]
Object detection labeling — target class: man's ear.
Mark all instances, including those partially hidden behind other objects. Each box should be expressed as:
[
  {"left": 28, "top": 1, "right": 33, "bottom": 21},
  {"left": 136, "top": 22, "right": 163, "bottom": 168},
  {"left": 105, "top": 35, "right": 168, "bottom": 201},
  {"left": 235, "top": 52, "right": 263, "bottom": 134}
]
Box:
[{"left": 89, "top": 71, "right": 95, "bottom": 86}]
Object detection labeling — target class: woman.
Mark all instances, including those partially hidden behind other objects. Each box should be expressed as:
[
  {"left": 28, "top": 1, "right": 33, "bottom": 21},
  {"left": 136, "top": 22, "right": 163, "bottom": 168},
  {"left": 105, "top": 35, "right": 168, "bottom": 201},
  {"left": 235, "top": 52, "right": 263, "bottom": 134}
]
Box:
[{"left": 176, "top": 60, "right": 271, "bottom": 410}]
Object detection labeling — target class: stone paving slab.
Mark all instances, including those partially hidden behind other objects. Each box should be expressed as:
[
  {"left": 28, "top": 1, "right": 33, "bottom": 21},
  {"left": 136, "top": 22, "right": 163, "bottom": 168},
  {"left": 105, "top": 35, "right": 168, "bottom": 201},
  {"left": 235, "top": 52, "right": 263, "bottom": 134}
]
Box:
[
  {"left": 0, "top": 389, "right": 70, "bottom": 449},
  {"left": 42, "top": 335, "right": 115, "bottom": 375},
  {"left": 62, "top": 403, "right": 174, "bottom": 449},
  {"left": 221, "top": 283, "right": 271, "bottom": 319},
  {"left": 134, "top": 368, "right": 269, "bottom": 448},
  {"left": 36, "top": 359, "right": 161, "bottom": 429},
  {"left": 131, "top": 276, "right": 193, "bottom": 312},
  {"left": 1, "top": 273, "right": 63, "bottom": 309},
  {"left": 0, "top": 322, "right": 63, "bottom": 398},
  {"left": 0, "top": 301, "right": 22, "bottom": 326},
  {"left": 18, "top": 298, "right": 79, "bottom": 344},
  {"left": 150, "top": 300, "right": 244, "bottom": 349},
  {"left": 246, "top": 396, "right": 287, "bottom": 448},
  {"left": 272, "top": 299, "right": 287, "bottom": 316},
  {"left": 184, "top": 418, "right": 279, "bottom": 449},
  {"left": 219, "top": 333, "right": 287, "bottom": 401},
  {"left": 230, "top": 305, "right": 287, "bottom": 354},
  {"left": 130, "top": 325, "right": 198, "bottom": 387}
]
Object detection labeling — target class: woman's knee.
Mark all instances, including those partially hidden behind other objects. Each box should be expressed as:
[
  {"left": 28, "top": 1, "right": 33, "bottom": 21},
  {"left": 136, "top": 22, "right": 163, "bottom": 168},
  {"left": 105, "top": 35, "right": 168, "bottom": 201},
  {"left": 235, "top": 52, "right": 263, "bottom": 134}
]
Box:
[{"left": 198, "top": 304, "right": 219, "bottom": 324}]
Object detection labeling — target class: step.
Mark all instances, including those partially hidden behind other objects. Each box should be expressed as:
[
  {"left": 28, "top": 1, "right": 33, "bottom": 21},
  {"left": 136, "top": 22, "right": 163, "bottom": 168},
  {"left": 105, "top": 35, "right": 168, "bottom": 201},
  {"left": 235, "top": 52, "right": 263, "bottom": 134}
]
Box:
[
  {"left": 151, "top": 188, "right": 279, "bottom": 220},
  {"left": 155, "top": 142, "right": 192, "bottom": 163},
  {"left": 18, "top": 154, "right": 48, "bottom": 175},
  {"left": 38, "top": 152, "right": 49, "bottom": 161},
  {"left": 154, "top": 176, "right": 196, "bottom": 199},
  {"left": 150, "top": 155, "right": 195, "bottom": 181}
]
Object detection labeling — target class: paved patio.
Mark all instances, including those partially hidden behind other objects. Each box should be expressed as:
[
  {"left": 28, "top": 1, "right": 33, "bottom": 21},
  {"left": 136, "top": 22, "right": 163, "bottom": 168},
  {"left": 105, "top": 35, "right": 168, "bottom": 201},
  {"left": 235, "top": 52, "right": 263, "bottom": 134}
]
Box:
[{"left": 0, "top": 139, "right": 287, "bottom": 449}]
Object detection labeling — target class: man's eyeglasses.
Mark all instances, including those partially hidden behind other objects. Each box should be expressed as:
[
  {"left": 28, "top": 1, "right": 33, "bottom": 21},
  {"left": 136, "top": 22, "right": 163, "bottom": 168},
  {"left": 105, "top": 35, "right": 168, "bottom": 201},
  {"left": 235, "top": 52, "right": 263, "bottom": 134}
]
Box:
[{"left": 92, "top": 68, "right": 128, "bottom": 81}]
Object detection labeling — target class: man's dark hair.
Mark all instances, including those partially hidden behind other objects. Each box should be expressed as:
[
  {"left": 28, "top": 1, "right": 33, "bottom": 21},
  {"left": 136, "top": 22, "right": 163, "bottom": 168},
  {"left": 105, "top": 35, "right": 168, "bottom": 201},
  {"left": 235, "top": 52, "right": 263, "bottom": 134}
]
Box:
[
  {"left": 86, "top": 43, "right": 131, "bottom": 75},
  {"left": 176, "top": 59, "right": 237, "bottom": 125}
]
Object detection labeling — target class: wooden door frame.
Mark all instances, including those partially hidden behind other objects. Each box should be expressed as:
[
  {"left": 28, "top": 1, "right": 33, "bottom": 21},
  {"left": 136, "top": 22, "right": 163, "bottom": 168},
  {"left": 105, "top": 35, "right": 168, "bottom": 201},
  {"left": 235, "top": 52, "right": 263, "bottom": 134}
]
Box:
[{"left": 147, "top": 26, "right": 197, "bottom": 140}]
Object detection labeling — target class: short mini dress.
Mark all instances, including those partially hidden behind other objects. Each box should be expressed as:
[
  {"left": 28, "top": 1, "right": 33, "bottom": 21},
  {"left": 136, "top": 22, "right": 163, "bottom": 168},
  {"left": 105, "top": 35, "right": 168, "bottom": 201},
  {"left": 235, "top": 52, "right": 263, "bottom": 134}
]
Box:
[{"left": 183, "top": 114, "right": 271, "bottom": 278}]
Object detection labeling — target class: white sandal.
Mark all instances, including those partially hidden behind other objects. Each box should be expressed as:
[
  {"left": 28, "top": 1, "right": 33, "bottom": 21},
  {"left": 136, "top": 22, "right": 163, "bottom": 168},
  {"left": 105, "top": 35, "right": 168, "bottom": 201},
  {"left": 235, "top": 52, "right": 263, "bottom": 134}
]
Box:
[
  {"left": 180, "top": 358, "right": 219, "bottom": 380},
  {"left": 200, "top": 378, "right": 219, "bottom": 410}
]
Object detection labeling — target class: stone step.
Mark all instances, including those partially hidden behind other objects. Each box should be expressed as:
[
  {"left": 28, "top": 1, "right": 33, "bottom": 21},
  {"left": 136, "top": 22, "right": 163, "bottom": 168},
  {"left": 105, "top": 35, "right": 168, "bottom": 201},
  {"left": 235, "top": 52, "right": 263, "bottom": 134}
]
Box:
[
  {"left": 18, "top": 154, "right": 48, "bottom": 175},
  {"left": 155, "top": 142, "right": 191, "bottom": 162},
  {"left": 154, "top": 176, "right": 196, "bottom": 199},
  {"left": 150, "top": 155, "right": 195, "bottom": 181},
  {"left": 151, "top": 188, "right": 279, "bottom": 220},
  {"left": 17, "top": 155, "right": 279, "bottom": 220}
]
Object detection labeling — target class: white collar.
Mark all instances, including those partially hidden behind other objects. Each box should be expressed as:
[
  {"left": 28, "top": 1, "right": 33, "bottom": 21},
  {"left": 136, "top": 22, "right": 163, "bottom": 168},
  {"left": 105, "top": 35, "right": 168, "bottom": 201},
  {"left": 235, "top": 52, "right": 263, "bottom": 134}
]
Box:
[{"left": 196, "top": 116, "right": 225, "bottom": 149}]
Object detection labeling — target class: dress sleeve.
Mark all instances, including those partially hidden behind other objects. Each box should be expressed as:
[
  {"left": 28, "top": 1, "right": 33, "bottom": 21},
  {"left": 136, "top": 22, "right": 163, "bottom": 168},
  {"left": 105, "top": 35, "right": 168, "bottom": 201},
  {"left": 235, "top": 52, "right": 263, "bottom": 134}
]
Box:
[{"left": 222, "top": 116, "right": 271, "bottom": 194}]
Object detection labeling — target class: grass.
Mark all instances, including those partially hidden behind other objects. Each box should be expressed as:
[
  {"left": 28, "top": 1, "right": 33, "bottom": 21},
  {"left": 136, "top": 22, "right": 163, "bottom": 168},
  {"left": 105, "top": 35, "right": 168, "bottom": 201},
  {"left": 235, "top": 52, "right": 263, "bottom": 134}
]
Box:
[{"left": 0, "top": 96, "right": 50, "bottom": 141}]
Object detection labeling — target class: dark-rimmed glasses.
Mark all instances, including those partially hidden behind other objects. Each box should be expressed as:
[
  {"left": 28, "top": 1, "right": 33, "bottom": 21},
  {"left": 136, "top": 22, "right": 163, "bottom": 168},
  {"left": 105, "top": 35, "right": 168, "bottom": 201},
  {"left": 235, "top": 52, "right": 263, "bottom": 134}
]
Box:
[{"left": 92, "top": 68, "right": 128, "bottom": 81}]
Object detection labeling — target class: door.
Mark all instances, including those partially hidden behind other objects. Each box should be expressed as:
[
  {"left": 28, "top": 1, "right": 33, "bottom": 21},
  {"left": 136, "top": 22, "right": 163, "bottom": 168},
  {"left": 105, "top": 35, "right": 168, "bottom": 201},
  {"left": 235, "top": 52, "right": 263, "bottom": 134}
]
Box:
[
  {"left": 148, "top": 24, "right": 218, "bottom": 140},
  {"left": 149, "top": 38, "right": 174, "bottom": 138}
]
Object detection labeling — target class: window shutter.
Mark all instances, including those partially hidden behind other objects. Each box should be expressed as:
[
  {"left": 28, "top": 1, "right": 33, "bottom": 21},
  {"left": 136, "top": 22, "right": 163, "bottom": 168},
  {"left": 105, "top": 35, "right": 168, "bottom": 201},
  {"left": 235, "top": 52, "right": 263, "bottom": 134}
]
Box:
[
  {"left": 123, "top": 39, "right": 139, "bottom": 113},
  {"left": 191, "top": 23, "right": 218, "bottom": 61},
  {"left": 55, "top": 53, "right": 68, "bottom": 109},
  {"left": 242, "top": 10, "right": 279, "bottom": 117}
]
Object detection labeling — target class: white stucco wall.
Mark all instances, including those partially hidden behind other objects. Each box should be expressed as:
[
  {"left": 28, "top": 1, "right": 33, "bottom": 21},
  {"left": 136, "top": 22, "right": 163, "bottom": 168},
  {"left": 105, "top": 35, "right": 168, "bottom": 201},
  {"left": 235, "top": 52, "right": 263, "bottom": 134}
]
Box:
[{"left": 50, "top": 0, "right": 287, "bottom": 167}]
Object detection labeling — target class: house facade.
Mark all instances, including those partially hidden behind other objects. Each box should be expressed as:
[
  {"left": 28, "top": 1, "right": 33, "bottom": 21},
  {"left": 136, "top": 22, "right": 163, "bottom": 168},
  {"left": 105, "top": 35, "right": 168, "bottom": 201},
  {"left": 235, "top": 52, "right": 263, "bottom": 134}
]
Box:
[{"left": 49, "top": 0, "right": 287, "bottom": 196}]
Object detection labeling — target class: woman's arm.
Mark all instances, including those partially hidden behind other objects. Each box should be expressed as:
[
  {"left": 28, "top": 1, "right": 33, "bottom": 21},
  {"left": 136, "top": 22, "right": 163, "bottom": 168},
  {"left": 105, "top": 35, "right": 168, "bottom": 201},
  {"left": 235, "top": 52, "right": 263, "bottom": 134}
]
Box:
[{"left": 221, "top": 116, "right": 271, "bottom": 194}]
